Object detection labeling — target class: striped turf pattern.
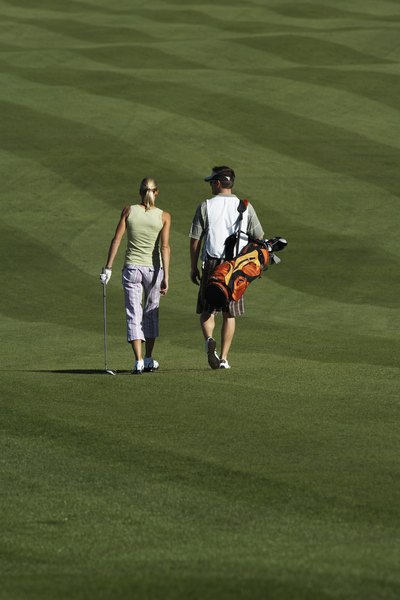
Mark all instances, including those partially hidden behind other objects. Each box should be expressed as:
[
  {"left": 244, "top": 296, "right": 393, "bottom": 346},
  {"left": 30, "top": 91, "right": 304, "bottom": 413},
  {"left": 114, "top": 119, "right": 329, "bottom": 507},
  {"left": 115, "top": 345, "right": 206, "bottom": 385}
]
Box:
[{"left": 1, "top": 1, "right": 399, "bottom": 599}]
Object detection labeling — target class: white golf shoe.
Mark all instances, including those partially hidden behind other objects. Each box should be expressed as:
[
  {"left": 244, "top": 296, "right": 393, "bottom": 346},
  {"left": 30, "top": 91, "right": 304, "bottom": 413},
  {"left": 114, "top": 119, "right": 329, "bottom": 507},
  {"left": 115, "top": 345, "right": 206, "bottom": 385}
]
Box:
[
  {"left": 219, "top": 359, "right": 231, "bottom": 369},
  {"left": 144, "top": 357, "right": 159, "bottom": 372},
  {"left": 132, "top": 360, "right": 144, "bottom": 375}
]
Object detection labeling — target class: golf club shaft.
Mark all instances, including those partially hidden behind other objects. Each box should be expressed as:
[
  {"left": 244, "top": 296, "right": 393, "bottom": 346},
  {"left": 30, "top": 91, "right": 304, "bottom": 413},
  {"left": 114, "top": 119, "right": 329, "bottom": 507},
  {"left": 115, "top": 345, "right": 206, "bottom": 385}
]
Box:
[{"left": 102, "top": 282, "right": 108, "bottom": 371}]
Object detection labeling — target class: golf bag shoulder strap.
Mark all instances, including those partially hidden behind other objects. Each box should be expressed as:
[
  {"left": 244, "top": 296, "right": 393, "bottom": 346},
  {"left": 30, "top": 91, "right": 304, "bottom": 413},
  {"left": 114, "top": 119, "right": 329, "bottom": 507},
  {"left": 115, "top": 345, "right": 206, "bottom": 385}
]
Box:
[
  {"left": 224, "top": 199, "right": 249, "bottom": 260},
  {"left": 237, "top": 198, "right": 248, "bottom": 214},
  {"left": 236, "top": 200, "right": 248, "bottom": 246}
]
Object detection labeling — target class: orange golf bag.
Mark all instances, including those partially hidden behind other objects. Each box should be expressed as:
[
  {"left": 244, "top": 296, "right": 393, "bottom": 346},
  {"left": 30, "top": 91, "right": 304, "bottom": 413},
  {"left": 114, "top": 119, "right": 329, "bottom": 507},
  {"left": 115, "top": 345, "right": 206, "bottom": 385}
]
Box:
[{"left": 205, "top": 236, "right": 287, "bottom": 310}]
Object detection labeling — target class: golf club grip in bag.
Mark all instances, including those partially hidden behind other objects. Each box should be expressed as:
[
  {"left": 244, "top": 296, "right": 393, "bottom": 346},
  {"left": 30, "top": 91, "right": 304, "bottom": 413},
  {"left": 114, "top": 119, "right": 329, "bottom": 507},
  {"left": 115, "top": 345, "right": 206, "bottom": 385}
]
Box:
[{"left": 205, "top": 236, "right": 287, "bottom": 310}]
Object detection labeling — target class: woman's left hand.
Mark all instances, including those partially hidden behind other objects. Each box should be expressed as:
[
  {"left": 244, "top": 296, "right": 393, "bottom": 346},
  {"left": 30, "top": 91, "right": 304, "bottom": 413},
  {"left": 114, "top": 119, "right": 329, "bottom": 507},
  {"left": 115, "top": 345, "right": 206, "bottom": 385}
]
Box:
[{"left": 160, "top": 279, "right": 169, "bottom": 295}]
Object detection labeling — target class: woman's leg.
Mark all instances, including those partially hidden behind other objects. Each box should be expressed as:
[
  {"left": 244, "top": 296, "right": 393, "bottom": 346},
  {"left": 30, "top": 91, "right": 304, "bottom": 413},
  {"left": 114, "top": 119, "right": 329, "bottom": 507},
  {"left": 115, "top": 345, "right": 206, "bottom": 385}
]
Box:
[
  {"left": 123, "top": 267, "right": 145, "bottom": 360},
  {"left": 142, "top": 268, "right": 163, "bottom": 357},
  {"left": 131, "top": 339, "right": 143, "bottom": 361}
]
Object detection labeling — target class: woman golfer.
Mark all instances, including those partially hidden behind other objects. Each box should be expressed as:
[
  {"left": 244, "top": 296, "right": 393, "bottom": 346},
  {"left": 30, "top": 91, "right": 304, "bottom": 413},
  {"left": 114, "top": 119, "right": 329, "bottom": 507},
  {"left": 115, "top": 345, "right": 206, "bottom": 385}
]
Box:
[{"left": 100, "top": 177, "right": 171, "bottom": 374}]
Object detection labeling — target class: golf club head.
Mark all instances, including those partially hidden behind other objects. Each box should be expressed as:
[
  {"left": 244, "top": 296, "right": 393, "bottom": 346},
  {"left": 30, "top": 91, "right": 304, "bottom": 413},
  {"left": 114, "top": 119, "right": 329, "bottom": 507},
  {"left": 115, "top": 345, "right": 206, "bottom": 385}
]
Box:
[
  {"left": 266, "top": 236, "right": 287, "bottom": 253},
  {"left": 105, "top": 369, "right": 116, "bottom": 376}
]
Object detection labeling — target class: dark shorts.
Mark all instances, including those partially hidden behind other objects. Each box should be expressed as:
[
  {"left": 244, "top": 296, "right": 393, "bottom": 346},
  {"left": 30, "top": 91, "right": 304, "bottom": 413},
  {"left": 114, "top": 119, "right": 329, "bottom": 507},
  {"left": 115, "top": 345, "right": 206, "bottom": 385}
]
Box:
[{"left": 196, "top": 258, "right": 245, "bottom": 317}]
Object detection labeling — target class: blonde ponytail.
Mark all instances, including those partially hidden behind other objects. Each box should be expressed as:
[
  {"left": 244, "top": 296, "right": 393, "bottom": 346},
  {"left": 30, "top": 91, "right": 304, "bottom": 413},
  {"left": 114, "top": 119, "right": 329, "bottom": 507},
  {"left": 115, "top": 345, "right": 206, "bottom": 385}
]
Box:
[{"left": 140, "top": 177, "right": 158, "bottom": 211}]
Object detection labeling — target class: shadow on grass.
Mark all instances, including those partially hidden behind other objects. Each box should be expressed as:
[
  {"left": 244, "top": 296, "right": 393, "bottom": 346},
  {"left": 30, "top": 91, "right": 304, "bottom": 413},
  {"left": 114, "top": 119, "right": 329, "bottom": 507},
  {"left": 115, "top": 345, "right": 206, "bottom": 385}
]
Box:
[{"left": 10, "top": 368, "right": 210, "bottom": 374}]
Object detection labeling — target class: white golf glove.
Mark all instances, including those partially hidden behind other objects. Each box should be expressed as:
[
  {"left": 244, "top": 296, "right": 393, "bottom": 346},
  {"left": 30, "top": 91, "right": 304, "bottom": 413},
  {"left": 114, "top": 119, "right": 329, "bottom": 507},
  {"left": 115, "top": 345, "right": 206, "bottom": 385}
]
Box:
[{"left": 100, "top": 268, "right": 112, "bottom": 285}]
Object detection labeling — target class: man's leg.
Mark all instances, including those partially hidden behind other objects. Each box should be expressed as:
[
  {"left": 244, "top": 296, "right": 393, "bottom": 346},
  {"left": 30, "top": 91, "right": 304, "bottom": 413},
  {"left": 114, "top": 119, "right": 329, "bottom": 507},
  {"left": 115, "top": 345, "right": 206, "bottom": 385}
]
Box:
[
  {"left": 200, "top": 312, "right": 220, "bottom": 369},
  {"left": 200, "top": 312, "right": 215, "bottom": 340},
  {"left": 145, "top": 338, "right": 155, "bottom": 357},
  {"left": 220, "top": 313, "right": 235, "bottom": 362}
]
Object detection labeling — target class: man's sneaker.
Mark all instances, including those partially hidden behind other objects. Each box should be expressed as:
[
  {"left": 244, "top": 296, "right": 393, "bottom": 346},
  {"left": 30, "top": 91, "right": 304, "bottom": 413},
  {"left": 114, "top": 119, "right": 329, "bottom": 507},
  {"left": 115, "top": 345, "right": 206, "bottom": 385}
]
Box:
[
  {"left": 132, "top": 359, "right": 144, "bottom": 375},
  {"left": 206, "top": 337, "right": 220, "bottom": 369},
  {"left": 144, "top": 357, "right": 159, "bottom": 373},
  {"left": 219, "top": 359, "right": 231, "bottom": 369}
]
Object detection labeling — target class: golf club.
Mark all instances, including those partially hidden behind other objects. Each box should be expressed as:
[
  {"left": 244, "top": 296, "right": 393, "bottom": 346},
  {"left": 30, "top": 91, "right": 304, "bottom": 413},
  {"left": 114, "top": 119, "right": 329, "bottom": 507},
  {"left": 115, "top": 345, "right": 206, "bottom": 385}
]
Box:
[
  {"left": 266, "top": 236, "right": 287, "bottom": 265},
  {"left": 266, "top": 236, "right": 287, "bottom": 253},
  {"left": 101, "top": 270, "right": 116, "bottom": 376}
]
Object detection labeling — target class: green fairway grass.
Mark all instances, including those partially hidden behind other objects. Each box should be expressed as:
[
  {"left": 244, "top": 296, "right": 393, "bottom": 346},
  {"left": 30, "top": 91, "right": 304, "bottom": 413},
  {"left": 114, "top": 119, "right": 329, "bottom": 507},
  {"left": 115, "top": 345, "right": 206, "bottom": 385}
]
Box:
[{"left": 1, "top": 0, "right": 399, "bottom": 598}]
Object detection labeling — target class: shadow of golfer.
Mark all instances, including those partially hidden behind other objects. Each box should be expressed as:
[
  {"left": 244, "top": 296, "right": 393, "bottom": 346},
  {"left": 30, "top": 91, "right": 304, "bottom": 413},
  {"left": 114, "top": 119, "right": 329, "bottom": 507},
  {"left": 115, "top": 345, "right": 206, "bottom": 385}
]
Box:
[
  {"left": 25, "top": 369, "right": 127, "bottom": 375},
  {"left": 21, "top": 368, "right": 210, "bottom": 374}
]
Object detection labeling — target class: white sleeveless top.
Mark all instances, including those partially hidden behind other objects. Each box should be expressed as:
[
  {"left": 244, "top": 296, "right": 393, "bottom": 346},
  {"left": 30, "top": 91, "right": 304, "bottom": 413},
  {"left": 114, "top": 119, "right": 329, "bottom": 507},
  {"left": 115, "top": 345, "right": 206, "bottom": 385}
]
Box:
[{"left": 203, "top": 194, "right": 249, "bottom": 259}]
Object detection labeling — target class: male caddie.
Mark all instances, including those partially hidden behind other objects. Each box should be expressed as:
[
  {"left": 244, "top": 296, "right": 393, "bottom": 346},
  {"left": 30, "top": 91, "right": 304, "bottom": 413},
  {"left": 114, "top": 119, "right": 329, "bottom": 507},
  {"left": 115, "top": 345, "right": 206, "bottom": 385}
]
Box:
[{"left": 189, "top": 166, "right": 265, "bottom": 369}]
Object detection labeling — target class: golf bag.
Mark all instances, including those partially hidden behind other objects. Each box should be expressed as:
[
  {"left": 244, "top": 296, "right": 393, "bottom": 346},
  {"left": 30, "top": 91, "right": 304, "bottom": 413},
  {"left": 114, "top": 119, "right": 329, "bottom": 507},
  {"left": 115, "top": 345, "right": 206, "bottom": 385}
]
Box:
[{"left": 205, "top": 236, "right": 287, "bottom": 310}]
